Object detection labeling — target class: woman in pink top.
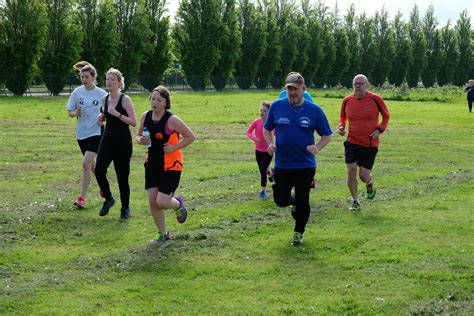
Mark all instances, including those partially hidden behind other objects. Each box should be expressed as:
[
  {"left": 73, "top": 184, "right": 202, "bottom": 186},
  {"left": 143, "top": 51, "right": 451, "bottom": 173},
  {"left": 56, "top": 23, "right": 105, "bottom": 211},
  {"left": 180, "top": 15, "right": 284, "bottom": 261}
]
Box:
[{"left": 246, "top": 101, "right": 273, "bottom": 200}]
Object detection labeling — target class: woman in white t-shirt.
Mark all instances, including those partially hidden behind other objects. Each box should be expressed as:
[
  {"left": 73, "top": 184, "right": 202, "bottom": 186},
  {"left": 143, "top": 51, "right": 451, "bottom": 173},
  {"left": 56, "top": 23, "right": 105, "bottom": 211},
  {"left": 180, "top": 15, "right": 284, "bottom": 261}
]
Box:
[{"left": 66, "top": 61, "right": 107, "bottom": 208}]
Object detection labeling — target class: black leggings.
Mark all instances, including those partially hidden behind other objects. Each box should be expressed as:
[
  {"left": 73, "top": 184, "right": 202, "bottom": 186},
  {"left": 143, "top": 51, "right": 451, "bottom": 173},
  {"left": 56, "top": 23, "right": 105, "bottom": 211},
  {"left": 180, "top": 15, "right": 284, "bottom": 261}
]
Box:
[
  {"left": 272, "top": 168, "right": 315, "bottom": 234},
  {"left": 95, "top": 140, "right": 133, "bottom": 208},
  {"left": 255, "top": 150, "right": 273, "bottom": 187},
  {"left": 468, "top": 99, "right": 473, "bottom": 113}
]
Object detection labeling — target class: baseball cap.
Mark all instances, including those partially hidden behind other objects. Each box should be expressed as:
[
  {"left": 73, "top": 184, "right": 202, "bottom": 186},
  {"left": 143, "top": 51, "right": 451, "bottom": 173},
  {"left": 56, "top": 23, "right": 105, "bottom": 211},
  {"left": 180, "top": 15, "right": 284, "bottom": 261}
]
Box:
[{"left": 285, "top": 72, "right": 305, "bottom": 88}]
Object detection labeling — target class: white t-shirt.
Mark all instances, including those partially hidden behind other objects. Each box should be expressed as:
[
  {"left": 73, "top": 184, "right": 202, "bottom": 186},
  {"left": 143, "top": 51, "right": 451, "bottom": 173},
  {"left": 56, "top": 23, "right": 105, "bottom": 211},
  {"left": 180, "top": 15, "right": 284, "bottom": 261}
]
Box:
[{"left": 66, "top": 85, "right": 107, "bottom": 140}]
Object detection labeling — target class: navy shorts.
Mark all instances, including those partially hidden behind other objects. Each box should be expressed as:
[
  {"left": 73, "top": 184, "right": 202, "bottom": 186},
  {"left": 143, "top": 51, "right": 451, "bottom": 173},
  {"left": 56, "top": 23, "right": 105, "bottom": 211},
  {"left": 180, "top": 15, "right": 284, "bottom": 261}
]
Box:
[
  {"left": 144, "top": 162, "right": 181, "bottom": 195},
  {"left": 77, "top": 135, "right": 102, "bottom": 155},
  {"left": 344, "top": 141, "right": 378, "bottom": 170}
]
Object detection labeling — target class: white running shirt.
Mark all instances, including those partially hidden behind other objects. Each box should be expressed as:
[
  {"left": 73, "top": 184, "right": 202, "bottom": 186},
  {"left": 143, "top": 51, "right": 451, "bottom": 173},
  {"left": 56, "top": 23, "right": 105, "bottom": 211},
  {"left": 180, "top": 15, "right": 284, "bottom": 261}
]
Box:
[{"left": 66, "top": 85, "right": 107, "bottom": 140}]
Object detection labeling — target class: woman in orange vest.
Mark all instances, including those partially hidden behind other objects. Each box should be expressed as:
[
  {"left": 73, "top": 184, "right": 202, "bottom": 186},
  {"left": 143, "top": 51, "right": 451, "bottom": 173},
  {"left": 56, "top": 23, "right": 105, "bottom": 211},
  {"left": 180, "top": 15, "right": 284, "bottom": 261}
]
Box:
[{"left": 136, "top": 85, "right": 195, "bottom": 243}]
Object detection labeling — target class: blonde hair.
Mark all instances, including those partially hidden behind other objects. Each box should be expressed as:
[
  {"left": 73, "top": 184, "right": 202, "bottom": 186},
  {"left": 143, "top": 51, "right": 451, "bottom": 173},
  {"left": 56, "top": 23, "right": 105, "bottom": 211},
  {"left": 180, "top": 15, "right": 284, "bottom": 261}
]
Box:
[
  {"left": 261, "top": 100, "right": 271, "bottom": 109},
  {"left": 106, "top": 67, "right": 125, "bottom": 90},
  {"left": 73, "top": 61, "right": 97, "bottom": 78},
  {"left": 151, "top": 85, "right": 171, "bottom": 109}
]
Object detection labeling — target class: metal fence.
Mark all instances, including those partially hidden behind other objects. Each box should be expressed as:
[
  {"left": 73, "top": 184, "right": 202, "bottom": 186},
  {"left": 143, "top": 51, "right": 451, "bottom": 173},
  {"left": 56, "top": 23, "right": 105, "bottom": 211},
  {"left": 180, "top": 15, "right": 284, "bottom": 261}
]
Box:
[
  {"left": 0, "top": 73, "right": 362, "bottom": 96},
  {"left": 0, "top": 74, "right": 282, "bottom": 96}
]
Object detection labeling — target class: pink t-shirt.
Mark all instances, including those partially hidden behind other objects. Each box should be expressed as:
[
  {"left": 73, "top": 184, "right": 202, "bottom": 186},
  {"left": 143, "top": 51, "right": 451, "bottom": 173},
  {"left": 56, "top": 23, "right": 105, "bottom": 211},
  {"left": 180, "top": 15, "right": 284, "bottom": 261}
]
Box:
[{"left": 246, "top": 118, "right": 268, "bottom": 152}]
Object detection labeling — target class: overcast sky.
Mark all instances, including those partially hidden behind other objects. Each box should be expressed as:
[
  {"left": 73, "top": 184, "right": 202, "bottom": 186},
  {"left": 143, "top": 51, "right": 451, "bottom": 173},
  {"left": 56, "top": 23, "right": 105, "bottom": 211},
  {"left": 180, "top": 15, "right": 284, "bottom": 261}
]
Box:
[{"left": 166, "top": 0, "right": 473, "bottom": 27}]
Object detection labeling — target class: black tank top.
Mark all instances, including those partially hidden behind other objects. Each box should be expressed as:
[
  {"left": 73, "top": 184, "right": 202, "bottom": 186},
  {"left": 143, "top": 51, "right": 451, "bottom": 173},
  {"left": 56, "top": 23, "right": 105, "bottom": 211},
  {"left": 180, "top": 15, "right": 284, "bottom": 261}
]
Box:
[
  {"left": 102, "top": 94, "right": 131, "bottom": 143},
  {"left": 144, "top": 110, "right": 172, "bottom": 164}
]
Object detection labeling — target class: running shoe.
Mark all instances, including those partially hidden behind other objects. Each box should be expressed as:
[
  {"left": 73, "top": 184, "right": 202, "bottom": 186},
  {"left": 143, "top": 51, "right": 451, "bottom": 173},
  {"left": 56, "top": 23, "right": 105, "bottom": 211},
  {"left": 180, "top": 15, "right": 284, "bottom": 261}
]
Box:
[
  {"left": 149, "top": 231, "right": 171, "bottom": 244},
  {"left": 292, "top": 232, "right": 304, "bottom": 246},
  {"left": 349, "top": 200, "right": 360, "bottom": 211},
  {"left": 174, "top": 195, "right": 187, "bottom": 224},
  {"left": 259, "top": 190, "right": 267, "bottom": 200},
  {"left": 120, "top": 207, "right": 131, "bottom": 220},
  {"left": 267, "top": 168, "right": 274, "bottom": 183},
  {"left": 74, "top": 195, "right": 85, "bottom": 208},
  {"left": 99, "top": 198, "right": 115, "bottom": 216},
  {"left": 366, "top": 182, "right": 376, "bottom": 199}
]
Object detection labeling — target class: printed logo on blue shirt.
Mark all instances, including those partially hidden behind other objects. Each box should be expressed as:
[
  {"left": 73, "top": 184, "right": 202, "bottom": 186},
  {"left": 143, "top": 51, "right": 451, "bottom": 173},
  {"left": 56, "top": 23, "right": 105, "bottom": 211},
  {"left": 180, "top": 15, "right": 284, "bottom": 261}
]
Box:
[
  {"left": 79, "top": 98, "right": 84, "bottom": 105},
  {"left": 93, "top": 100, "right": 99, "bottom": 106},
  {"left": 299, "top": 117, "right": 310, "bottom": 128},
  {"left": 277, "top": 117, "right": 290, "bottom": 125}
]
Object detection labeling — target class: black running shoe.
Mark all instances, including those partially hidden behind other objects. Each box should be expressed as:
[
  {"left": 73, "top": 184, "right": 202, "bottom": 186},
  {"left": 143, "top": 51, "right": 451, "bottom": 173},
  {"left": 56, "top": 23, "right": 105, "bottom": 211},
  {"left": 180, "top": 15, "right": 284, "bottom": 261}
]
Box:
[
  {"left": 120, "top": 207, "right": 131, "bottom": 220},
  {"left": 99, "top": 198, "right": 115, "bottom": 216},
  {"left": 291, "top": 232, "right": 304, "bottom": 246}
]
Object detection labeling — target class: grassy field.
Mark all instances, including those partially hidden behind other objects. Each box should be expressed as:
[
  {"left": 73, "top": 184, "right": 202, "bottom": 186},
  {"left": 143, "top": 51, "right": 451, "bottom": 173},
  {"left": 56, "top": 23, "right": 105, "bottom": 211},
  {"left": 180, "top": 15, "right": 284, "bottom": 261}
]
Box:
[{"left": 0, "top": 89, "right": 473, "bottom": 314}]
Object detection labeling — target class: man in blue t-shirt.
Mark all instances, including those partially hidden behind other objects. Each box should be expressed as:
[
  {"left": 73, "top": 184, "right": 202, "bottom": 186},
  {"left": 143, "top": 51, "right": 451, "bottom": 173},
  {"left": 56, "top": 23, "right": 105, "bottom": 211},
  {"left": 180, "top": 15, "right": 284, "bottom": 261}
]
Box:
[{"left": 264, "top": 72, "right": 332, "bottom": 246}]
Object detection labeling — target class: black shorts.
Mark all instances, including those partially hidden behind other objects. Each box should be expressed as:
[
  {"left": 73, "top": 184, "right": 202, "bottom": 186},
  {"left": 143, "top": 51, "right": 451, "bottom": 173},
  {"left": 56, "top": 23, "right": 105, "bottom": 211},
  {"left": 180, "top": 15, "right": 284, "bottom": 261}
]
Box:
[
  {"left": 344, "top": 141, "right": 378, "bottom": 170},
  {"left": 144, "top": 162, "right": 181, "bottom": 194},
  {"left": 77, "top": 135, "right": 102, "bottom": 155}
]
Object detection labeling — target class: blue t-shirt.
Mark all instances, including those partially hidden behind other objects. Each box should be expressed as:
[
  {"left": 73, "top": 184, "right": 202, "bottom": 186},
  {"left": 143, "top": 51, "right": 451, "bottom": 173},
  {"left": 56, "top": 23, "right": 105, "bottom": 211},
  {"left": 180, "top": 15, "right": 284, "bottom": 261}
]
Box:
[
  {"left": 279, "top": 90, "right": 314, "bottom": 103},
  {"left": 264, "top": 98, "right": 332, "bottom": 169}
]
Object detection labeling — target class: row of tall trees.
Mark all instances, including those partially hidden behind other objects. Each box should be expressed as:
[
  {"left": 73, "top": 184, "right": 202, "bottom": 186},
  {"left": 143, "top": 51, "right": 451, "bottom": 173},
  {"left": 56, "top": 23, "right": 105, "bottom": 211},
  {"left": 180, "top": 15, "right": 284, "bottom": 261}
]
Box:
[
  {"left": 0, "top": 0, "right": 473, "bottom": 95},
  {"left": 0, "top": 0, "right": 170, "bottom": 95}
]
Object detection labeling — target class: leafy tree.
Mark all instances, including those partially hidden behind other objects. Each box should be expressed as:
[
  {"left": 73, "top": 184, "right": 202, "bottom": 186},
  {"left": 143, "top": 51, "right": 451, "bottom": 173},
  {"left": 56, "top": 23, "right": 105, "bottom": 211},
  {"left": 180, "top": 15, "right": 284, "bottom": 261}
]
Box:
[
  {"left": 270, "top": 0, "right": 299, "bottom": 88},
  {"left": 174, "top": 0, "right": 221, "bottom": 91},
  {"left": 290, "top": 11, "right": 311, "bottom": 76},
  {"left": 300, "top": 0, "right": 323, "bottom": 87},
  {"left": 421, "top": 5, "right": 442, "bottom": 87},
  {"left": 115, "top": 0, "right": 150, "bottom": 90},
  {"left": 329, "top": 3, "right": 349, "bottom": 87},
  {"left": 255, "top": 0, "right": 280, "bottom": 89},
  {"left": 324, "top": 3, "right": 348, "bottom": 87},
  {"left": 77, "top": 0, "right": 119, "bottom": 83},
  {"left": 139, "top": 0, "right": 170, "bottom": 91},
  {"left": 40, "top": 0, "right": 83, "bottom": 95},
  {"left": 211, "top": 0, "right": 240, "bottom": 91},
  {"left": 390, "top": 12, "right": 412, "bottom": 86},
  {"left": 372, "top": 8, "right": 395, "bottom": 86},
  {"left": 438, "top": 21, "right": 459, "bottom": 86},
  {"left": 0, "top": 0, "right": 47, "bottom": 95},
  {"left": 234, "top": 0, "right": 266, "bottom": 90},
  {"left": 407, "top": 5, "right": 426, "bottom": 87},
  {"left": 0, "top": 4, "right": 6, "bottom": 86},
  {"left": 357, "top": 12, "right": 377, "bottom": 83},
  {"left": 331, "top": 26, "right": 349, "bottom": 86},
  {"left": 342, "top": 4, "right": 360, "bottom": 87},
  {"left": 453, "top": 10, "right": 472, "bottom": 86},
  {"left": 313, "top": 1, "right": 335, "bottom": 88}
]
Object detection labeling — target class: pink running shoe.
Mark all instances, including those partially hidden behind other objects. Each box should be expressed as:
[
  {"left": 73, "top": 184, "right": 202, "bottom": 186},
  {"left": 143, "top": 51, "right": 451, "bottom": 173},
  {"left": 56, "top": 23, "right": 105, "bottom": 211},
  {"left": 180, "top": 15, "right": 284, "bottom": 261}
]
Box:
[{"left": 74, "top": 195, "right": 85, "bottom": 208}]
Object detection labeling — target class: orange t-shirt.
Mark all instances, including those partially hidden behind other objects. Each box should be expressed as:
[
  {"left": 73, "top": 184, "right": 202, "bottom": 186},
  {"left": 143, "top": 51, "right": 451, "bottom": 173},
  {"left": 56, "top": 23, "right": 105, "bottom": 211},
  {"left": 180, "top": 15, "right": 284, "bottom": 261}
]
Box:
[{"left": 339, "top": 91, "right": 390, "bottom": 148}]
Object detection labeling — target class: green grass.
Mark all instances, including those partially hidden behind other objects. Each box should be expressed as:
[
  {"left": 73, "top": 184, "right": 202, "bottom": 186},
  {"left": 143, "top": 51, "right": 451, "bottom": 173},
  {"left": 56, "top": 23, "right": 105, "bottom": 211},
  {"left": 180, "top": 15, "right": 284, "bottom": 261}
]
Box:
[{"left": 1, "top": 89, "right": 473, "bottom": 314}]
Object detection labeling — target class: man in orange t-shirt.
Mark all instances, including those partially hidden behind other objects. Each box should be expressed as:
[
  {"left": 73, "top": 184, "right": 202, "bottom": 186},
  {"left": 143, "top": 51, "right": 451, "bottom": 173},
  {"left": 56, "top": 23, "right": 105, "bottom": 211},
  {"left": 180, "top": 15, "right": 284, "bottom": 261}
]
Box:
[{"left": 338, "top": 74, "right": 390, "bottom": 211}]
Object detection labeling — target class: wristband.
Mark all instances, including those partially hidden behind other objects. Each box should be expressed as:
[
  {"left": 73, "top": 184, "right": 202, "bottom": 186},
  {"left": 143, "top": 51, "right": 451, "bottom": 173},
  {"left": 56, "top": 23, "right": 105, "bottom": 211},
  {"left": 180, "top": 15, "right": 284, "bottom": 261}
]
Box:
[{"left": 119, "top": 113, "right": 123, "bottom": 119}]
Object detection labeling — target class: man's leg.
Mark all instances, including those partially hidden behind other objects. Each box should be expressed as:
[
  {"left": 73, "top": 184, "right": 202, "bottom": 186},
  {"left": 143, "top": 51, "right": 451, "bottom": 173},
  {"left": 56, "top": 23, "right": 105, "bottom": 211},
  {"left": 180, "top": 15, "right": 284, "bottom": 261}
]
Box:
[
  {"left": 291, "top": 168, "right": 315, "bottom": 234},
  {"left": 272, "top": 168, "right": 293, "bottom": 207},
  {"left": 347, "top": 162, "right": 359, "bottom": 201}
]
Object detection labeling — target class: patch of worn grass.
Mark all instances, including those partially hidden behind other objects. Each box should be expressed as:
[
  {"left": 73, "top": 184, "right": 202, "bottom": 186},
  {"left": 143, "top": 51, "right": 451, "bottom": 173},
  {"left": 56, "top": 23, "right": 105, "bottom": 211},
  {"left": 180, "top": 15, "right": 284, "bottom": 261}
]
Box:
[{"left": 0, "top": 91, "right": 473, "bottom": 314}]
